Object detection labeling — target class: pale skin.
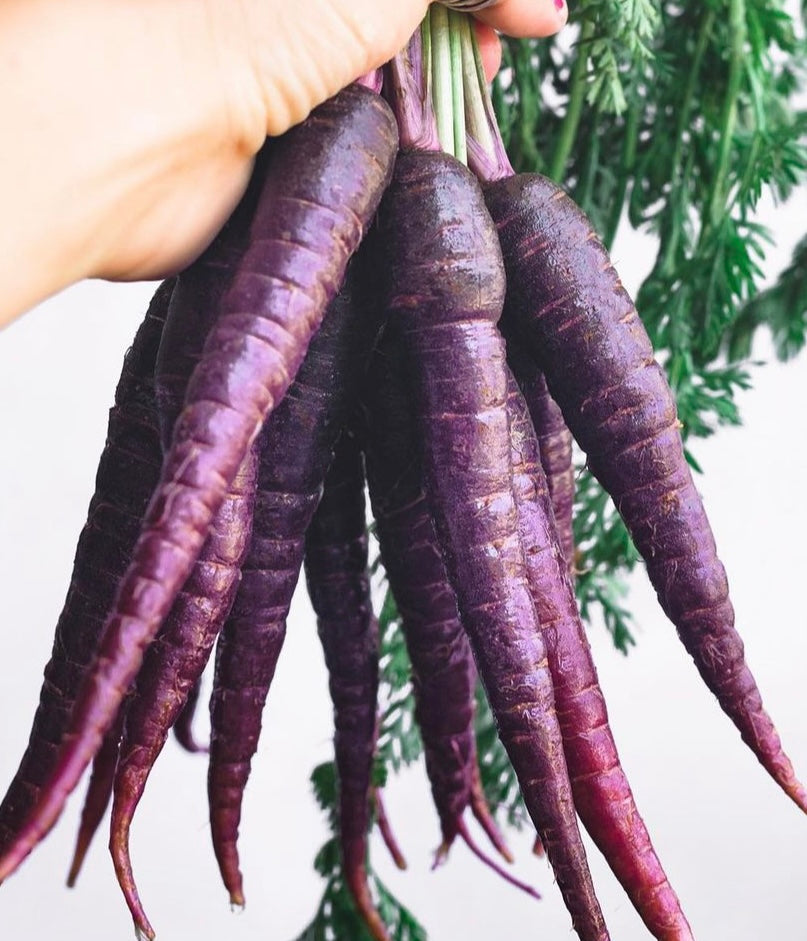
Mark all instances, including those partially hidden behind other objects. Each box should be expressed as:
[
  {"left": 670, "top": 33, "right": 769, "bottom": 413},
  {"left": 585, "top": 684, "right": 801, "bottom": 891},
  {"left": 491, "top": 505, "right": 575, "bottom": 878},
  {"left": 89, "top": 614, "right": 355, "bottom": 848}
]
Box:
[{"left": 0, "top": 0, "right": 567, "bottom": 327}]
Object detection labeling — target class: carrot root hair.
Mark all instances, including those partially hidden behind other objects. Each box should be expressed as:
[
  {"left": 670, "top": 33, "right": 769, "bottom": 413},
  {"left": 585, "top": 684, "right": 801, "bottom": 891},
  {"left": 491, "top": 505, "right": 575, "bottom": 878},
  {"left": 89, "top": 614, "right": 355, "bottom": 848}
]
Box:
[
  {"left": 469, "top": 757, "right": 514, "bottom": 864},
  {"left": 374, "top": 788, "right": 407, "bottom": 871},
  {"left": 456, "top": 818, "right": 540, "bottom": 900}
]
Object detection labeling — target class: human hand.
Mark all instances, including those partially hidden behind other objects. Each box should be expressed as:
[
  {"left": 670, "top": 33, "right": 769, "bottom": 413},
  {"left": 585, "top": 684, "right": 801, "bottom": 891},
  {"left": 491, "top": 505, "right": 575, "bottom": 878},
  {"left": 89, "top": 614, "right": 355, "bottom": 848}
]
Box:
[{"left": 0, "top": 0, "right": 567, "bottom": 326}]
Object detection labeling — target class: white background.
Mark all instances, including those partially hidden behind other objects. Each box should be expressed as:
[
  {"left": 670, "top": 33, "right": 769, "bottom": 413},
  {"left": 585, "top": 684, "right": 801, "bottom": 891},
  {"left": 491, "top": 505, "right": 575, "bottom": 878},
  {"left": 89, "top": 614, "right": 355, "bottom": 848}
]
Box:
[{"left": 1, "top": 191, "right": 806, "bottom": 940}]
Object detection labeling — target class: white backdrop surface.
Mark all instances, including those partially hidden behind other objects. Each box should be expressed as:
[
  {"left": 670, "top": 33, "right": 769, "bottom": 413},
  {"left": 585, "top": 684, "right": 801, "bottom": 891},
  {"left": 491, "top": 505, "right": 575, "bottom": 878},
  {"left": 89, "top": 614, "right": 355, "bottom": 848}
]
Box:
[{"left": 1, "top": 199, "right": 806, "bottom": 941}]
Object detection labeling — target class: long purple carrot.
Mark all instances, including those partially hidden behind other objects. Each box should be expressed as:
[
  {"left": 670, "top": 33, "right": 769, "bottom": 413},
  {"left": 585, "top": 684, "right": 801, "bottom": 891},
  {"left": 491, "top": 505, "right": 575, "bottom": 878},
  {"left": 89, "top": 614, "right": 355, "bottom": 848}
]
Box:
[
  {"left": 360, "top": 343, "right": 519, "bottom": 879},
  {"left": 0, "top": 280, "right": 172, "bottom": 854},
  {"left": 372, "top": 117, "right": 607, "bottom": 938},
  {"left": 207, "top": 258, "right": 383, "bottom": 907},
  {"left": 304, "top": 432, "right": 386, "bottom": 941},
  {"left": 0, "top": 85, "right": 398, "bottom": 883},
  {"left": 107, "top": 190, "right": 262, "bottom": 941},
  {"left": 483, "top": 171, "right": 807, "bottom": 815},
  {"left": 507, "top": 372, "right": 693, "bottom": 939},
  {"left": 507, "top": 342, "right": 576, "bottom": 572}
]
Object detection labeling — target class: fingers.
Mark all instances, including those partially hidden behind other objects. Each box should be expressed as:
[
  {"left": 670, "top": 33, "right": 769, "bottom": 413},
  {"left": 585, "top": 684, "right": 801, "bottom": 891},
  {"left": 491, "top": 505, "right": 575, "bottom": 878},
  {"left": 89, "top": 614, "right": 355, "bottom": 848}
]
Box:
[
  {"left": 450, "top": 0, "right": 568, "bottom": 38},
  {"left": 474, "top": 23, "right": 502, "bottom": 82}
]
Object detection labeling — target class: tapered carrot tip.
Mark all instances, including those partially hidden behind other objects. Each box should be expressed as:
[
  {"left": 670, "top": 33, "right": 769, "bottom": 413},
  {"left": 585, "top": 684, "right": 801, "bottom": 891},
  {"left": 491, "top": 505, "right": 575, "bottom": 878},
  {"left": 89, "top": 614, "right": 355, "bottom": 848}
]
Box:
[
  {"left": 110, "top": 806, "right": 156, "bottom": 941},
  {"left": 346, "top": 867, "right": 391, "bottom": 941},
  {"left": 473, "top": 814, "right": 514, "bottom": 865},
  {"left": 67, "top": 717, "right": 124, "bottom": 888},
  {"left": 786, "top": 780, "right": 807, "bottom": 814},
  {"left": 66, "top": 831, "right": 93, "bottom": 887},
  {"left": 229, "top": 890, "right": 246, "bottom": 909},
  {"left": 216, "top": 849, "right": 244, "bottom": 908},
  {"left": 175, "top": 733, "right": 209, "bottom": 755},
  {"left": 431, "top": 841, "right": 451, "bottom": 871}
]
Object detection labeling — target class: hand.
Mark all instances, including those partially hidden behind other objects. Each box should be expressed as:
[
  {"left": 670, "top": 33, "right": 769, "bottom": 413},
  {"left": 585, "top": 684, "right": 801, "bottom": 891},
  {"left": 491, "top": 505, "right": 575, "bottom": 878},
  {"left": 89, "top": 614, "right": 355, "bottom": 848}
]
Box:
[{"left": 0, "top": 0, "right": 567, "bottom": 326}]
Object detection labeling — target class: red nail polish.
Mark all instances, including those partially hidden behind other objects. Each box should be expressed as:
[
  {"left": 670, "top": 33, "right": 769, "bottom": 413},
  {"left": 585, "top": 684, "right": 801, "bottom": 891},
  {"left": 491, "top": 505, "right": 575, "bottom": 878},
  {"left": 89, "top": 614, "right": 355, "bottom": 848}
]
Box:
[{"left": 554, "top": 0, "right": 565, "bottom": 9}]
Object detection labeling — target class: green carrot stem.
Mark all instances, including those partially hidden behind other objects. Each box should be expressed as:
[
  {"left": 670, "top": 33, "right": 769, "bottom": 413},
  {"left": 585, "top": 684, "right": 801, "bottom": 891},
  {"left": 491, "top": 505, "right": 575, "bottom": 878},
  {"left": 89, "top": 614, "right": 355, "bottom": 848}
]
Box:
[
  {"left": 577, "top": 108, "right": 601, "bottom": 211},
  {"left": 655, "top": 8, "right": 715, "bottom": 275},
  {"left": 458, "top": 13, "right": 495, "bottom": 157},
  {"left": 703, "top": 0, "right": 746, "bottom": 232},
  {"left": 457, "top": 14, "right": 513, "bottom": 180},
  {"left": 429, "top": 6, "right": 456, "bottom": 155},
  {"left": 548, "top": 20, "right": 594, "bottom": 183},
  {"left": 603, "top": 99, "right": 639, "bottom": 250},
  {"left": 447, "top": 10, "right": 468, "bottom": 165},
  {"left": 421, "top": 15, "right": 432, "bottom": 94}
]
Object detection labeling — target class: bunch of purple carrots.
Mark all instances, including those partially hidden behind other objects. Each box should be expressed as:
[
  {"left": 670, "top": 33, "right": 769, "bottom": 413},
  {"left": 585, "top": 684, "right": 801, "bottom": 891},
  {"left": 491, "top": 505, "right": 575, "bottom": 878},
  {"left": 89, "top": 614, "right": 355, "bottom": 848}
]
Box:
[{"left": 1, "top": 12, "right": 803, "bottom": 941}]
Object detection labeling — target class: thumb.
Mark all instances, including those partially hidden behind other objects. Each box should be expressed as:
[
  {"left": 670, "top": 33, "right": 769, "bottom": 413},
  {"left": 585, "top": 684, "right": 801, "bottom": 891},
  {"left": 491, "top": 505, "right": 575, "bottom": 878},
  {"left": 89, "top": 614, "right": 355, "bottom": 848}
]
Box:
[
  {"left": 234, "top": 0, "right": 565, "bottom": 140},
  {"left": 227, "top": 0, "right": 430, "bottom": 137}
]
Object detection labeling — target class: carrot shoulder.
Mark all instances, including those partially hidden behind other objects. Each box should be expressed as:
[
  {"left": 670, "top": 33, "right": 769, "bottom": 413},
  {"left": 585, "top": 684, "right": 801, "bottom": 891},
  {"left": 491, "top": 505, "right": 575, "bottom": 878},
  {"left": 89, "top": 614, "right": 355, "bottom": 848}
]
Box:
[
  {"left": 486, "top": 173, "right": 807, "bottom": 814},
  {"left": 0, "top": 85, "right": 398, "bottom": 883}
]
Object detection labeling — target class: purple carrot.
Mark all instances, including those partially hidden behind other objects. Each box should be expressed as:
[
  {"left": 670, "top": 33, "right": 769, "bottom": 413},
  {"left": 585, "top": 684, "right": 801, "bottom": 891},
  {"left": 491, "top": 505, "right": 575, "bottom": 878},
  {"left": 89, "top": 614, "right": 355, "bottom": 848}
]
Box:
[
  {"left": 0, "top": 280, "right": 172, "bottom": 854},
  {"left": 507, "top": 372, "right": 693, "bottom": 939},
  {"left": 108, "top": 191, "right": 261, "bottom": 941},
  {"left": 483, "top": 172, "right": 807, "bottom": 816},
  {"left": 370, "top": 131, "right": 607, "bottom": 936},
  {"left": 0, "top": 84, "right": 398, "bottom": 883},
  {"left": 172, "top": 677, "right": 207, "bottom": 754},
  {"left": 207, "top": 258, "right": 383, "bottom": 907},
  {"left": 304, "top": 432, "right": 385, "bottom": 941},
  {"left": 360, "top": 342, "right": 516, "bottom": 872},
  {"left": 507, "top": 342, "right": 576, "bottom": 572}
]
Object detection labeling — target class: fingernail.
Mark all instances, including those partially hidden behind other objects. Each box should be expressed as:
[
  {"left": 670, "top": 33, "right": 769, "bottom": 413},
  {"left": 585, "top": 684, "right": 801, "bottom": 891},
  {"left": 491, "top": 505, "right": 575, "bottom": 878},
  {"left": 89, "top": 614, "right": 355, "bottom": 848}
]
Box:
[{"left": 554, "top": 0, "right": 565, "bottom": 9}]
